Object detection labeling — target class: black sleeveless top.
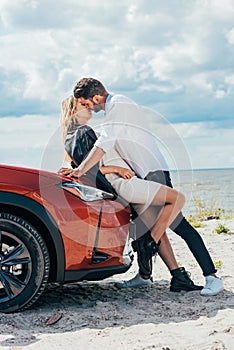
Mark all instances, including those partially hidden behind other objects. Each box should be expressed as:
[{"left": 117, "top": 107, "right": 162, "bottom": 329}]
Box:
[{"left": 65, "top": 124, "right": 116, "bottom": 195}]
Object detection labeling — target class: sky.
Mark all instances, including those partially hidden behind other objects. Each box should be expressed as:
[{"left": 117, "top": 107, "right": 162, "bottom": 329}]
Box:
[{"left": 0, "top": 0, "right": 234, "bottom": 171}]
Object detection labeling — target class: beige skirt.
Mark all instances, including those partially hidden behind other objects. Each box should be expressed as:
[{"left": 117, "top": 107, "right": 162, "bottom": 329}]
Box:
[
  {"left": 102, "top": 149, "right": 162, "bottom": 215},
  {"left": 105, "top": 172, "right": 161, "bottom": 215}
]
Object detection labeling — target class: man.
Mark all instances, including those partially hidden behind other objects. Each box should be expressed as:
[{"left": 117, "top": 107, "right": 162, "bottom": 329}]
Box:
[
  {"left": 59, "top": 96, "right": 196, "bottom": 292},
  {"left": 62, "top": 77, "right": 223, "bottom": 296}
]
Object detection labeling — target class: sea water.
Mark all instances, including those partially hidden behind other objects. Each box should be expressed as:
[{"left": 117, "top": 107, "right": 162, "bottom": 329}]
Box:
[{"left": 170, "top": 168, "right": 234, "bottom": 217}]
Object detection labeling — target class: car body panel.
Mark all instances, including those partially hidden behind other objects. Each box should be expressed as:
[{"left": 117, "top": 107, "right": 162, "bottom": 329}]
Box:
[{"left": 0, "top": 164, "right": 132, "bottom": 283}]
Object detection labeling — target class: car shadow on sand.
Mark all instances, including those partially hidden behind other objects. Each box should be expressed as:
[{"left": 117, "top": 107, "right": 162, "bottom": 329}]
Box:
[{"left": 0, "top": 279, "right": 234, "bottom": 347}]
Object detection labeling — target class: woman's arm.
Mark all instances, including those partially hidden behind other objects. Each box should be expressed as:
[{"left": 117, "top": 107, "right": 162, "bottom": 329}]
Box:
[{"left": 100, "top": 165, "right": 135, "bottom": 179}]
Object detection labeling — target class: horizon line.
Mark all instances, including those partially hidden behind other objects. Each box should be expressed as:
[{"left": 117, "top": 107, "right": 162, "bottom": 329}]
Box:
[{"left": 171, "top": 167, "right": 234, "bottom": 172}]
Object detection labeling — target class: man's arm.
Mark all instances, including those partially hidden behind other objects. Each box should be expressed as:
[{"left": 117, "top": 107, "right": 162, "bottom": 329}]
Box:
[{"left": 69, "top": 146, "right": 105, "bottom": 178}]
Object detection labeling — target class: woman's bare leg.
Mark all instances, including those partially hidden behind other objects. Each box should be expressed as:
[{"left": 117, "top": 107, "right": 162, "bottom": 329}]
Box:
[
  {"left": 158, "top": 233, "right": 179, "bottom": 271},
  {"left": 148, "top": 185, "right": 185, "bottom": 244}
]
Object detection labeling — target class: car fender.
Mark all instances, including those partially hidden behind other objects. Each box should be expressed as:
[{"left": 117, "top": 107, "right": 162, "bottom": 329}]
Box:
[{"left": 0, "top": 191, "right": 65, "bottom": 282}]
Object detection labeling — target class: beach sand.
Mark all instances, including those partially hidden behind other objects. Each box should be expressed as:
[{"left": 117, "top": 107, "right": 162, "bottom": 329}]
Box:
[{"left": 0, "top": 218, "right": 233, "bottom": 350}]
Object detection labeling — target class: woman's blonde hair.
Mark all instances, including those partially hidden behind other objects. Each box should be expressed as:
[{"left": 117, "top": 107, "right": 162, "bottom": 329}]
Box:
[
  {"left": 60, "top": 95, "right": 80, "bottom": 163},
  {"left": 60, "top": 95, "right": 79, "bottom": 142}
]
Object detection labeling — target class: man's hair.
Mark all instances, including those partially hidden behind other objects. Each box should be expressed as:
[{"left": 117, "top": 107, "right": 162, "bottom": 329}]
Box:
[{"left": 73, "top": 77, "right": 106, "bottom": 99}]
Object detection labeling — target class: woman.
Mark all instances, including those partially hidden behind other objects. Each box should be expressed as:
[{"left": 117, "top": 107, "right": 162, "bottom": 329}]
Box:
[{"left": 59, "top": 96, "right": 202, "bottom": 291}]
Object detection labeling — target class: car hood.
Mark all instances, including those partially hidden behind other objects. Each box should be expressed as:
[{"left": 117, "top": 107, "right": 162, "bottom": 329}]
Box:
[{"left": 0, "top": 164, "right": 70, "bottom": 194}]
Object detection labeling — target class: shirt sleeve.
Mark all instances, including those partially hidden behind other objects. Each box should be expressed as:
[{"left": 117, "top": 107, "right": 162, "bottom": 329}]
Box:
[
  {"left": 94, "top": 99, "right": 126, "bottom": 152},
  {"left": 94, "top": 124, "right": 116, "bottom": 152}
]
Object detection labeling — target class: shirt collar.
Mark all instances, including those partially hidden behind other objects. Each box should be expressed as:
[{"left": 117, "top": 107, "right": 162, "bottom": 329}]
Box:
[
  {"left": 106, "top": 94, "right": 113, "bottom": 103},
  {"left": 105, "top": 94, "right": 113, "bottom": 113}
]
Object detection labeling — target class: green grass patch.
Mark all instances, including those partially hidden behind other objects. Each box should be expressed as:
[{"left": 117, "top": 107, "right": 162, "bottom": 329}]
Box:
[
  {"left": 213, "top": 260, "right": 223, "bottom": 268},
  {"left": 192, "top": 195, "right": 225, "bottom": 221},
  {"left": 187, "top": 217, "right": 204, "bottom": 228},
  {"left": 215, "top": 223, "right": 231, "bottom": 234}
]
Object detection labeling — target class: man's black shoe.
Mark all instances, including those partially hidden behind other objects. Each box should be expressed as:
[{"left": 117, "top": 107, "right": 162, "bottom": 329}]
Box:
[{"left": 170, "top": 267, "right": 203, "bottom": 292}]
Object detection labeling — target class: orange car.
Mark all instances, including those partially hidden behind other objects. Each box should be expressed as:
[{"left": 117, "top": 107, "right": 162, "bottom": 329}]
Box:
[{"left": 0, "top": 164, "right": 133, "bottom": 313}]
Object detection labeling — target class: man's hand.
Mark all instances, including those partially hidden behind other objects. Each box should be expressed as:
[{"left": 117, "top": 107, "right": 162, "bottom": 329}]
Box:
[
  {"left": 58, "top": 167, "right": 72, "bottom": 176},
  {"left": 58, "top": 167, "right": 80, "bottom": 178},
  {"left": 69, "top": 168, "right": 81, "bottom": 178}
]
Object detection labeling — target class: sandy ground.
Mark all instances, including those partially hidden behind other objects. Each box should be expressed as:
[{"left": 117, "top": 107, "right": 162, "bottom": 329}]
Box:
[{"left": 0, "top": 218, "right": 233, "bottom": 350}]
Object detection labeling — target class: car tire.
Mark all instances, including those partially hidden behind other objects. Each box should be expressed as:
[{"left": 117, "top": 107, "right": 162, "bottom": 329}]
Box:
[{"left": 0, "top": 212, "right": 50, "bottom": 313}]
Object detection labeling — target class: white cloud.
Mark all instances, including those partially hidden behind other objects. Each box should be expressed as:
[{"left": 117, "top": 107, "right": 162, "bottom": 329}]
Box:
[
  {"left": 225, "top": 74, "right": 234, "bottom": 85},
  {"left": 0, "top": 115, "right": 233, "bottom": 172},
  {"left": 215, "top": 90, "right": 227, "bottom": 99},
  {"left": 0, "top": 114, "right": 64, "bottom": 169},
  {"left": 174, "top": 121, "right": 234, "bottom": 169},
  {"left": 226, "top": 27, "right": 234, "bottom": 44},
  {"left": 0, "top": 0, "right": 234, "bottom": 169},
  {"left": 0, "top": 114, "right": 57, "bottom": 147},
  {"left": 191, "top": 73, "right": 213, "bottom": 93}
]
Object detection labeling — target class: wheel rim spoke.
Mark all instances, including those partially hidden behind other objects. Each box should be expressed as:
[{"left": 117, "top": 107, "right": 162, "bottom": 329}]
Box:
[
  {"left": 0, "top": 233, "right": 32, "bottom": 302},
  {"left": 0, "top": 270, "right": 26, "bottom": 289},
  {"left": 3, "top": 244, "right": 25, "bottom": 263},
  {"left": 0, "top": 271, "right": 15, "bottom": 298},
  {"left": 0, "top": 230, "right": 2, "bottom": 251},
  {"left": 4, "top": 257, "right": 31, "bottom": 266}
]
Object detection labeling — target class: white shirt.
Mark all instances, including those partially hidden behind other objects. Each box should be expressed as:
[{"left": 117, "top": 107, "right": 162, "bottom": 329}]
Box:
[{"left": 94, "top": 94, "right": 169, "bottom": 178}]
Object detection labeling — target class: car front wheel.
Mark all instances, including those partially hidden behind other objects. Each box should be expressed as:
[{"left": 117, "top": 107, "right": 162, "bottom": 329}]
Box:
[{"left": 0, "top": 212, "right": 50, "bottom": 313}]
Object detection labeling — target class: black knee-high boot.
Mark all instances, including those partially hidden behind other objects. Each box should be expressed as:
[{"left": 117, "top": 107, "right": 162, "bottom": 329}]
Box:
[{"left": 132, "top": 231, "right": 159, "bottom": 276}]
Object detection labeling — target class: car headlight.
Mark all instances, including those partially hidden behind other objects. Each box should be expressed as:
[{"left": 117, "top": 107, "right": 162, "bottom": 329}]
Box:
[{"left": 59, "top": 181, "right": 115, "bottom": 202}]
